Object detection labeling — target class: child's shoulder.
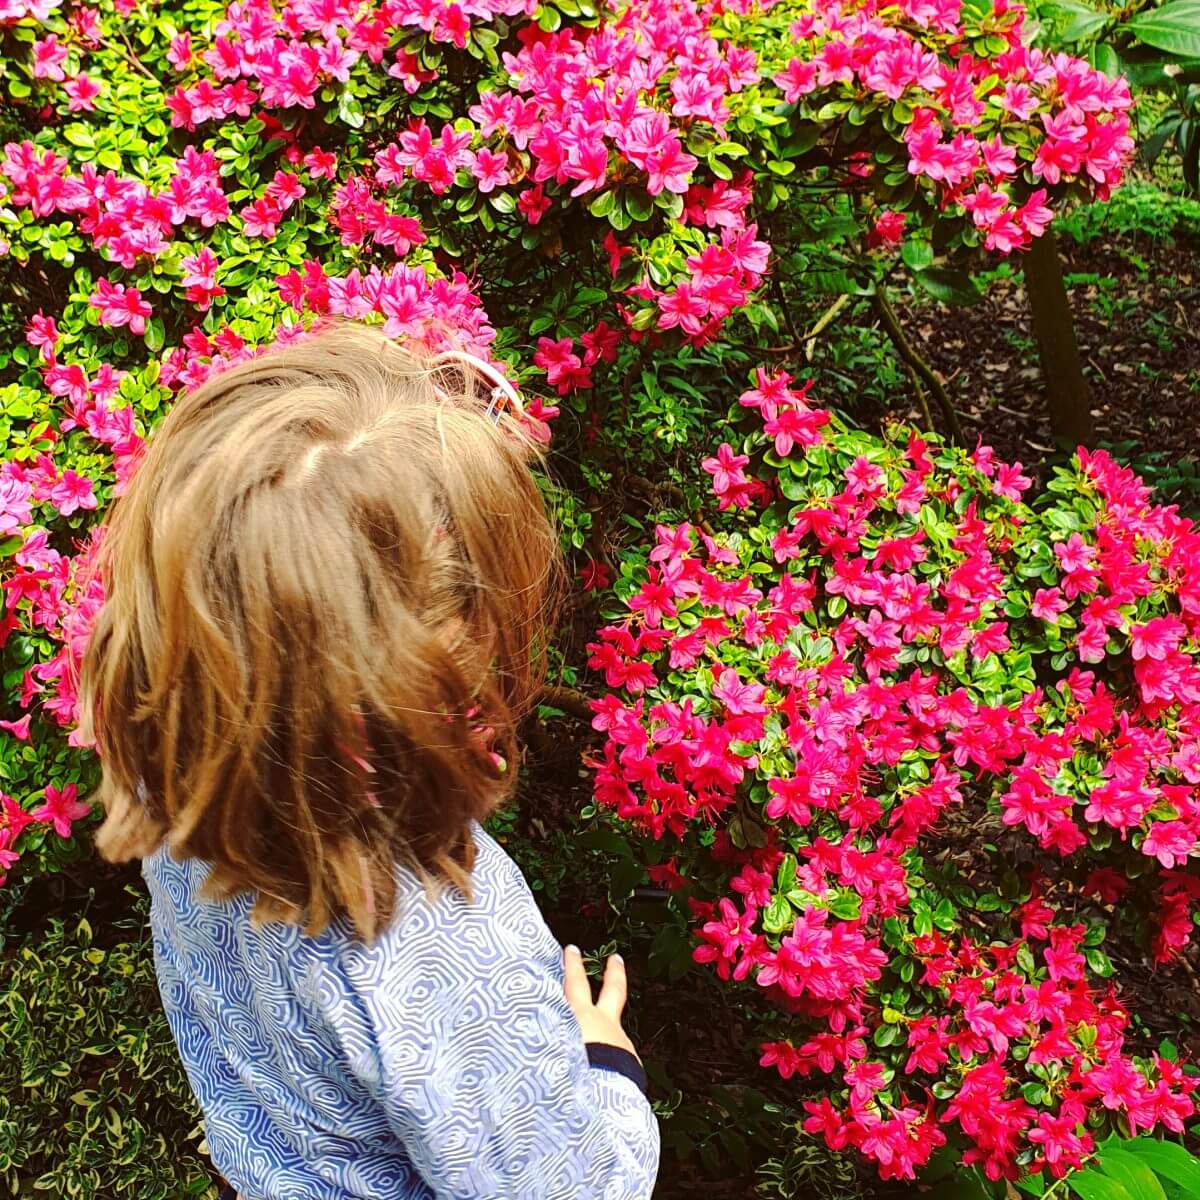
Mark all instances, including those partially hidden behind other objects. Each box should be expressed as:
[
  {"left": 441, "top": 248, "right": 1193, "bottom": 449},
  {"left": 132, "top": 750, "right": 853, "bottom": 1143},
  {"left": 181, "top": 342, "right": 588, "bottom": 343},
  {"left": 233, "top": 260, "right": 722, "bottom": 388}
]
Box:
[
  {"left": 142, "top": 823, "right": 555, "bottom": 973},
  {"left": 363, "top": 824, "right": 554, "bottom": 963}
]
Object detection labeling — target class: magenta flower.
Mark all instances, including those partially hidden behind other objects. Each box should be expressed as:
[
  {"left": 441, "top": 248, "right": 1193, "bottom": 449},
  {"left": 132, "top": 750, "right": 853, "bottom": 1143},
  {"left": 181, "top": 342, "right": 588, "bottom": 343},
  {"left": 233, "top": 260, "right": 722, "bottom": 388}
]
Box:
[
  {"left": 89, "top": 279, "right": 153, "bottom": 335},
  {"left": 470, "top": 147, "right": 511, "bottom": 194},
  {"left": 63, "top": 74, "right": 102, "bottom": 112},
  {"left": 49, "top": 469, "right": 97, "bottom": 517},
  {"left": 32, "top": 35, "right": 68, "bottom": 81},
  {"left": 31, "top": 783, "right": 90, "bottom": 839}
]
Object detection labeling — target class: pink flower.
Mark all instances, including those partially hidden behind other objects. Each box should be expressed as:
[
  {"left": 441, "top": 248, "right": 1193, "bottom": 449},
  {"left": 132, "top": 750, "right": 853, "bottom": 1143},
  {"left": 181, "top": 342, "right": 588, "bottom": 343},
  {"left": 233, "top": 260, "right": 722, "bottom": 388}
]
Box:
[
  {"left": 32, "top": 35, "right": 68, "bottom": 81},
  {"left": 1142, "top": 821, "right": 1194, "bottom": 870},
  {"left": 0, "top": 829, "right": 19, "bottom": 885},
  {"left": 712, "top": 668, "right": 767, "bottom": 717},
  {"left": 304, "top": 148, "right": 338, "bottom": 179},
  {"left": 982, "top": 136, "right": 1017, "bottom": 178},
  {"left": 645, "top": 140, "right": 696, "bottom": 197},
  {"left": 63, "top": 75, "right": 102, "bottom": 112},
  {"left": 25, "top": 312, "right": 58, "bottom": 354},
  {"left": 517, "top": 183, "right": 551, "bottom": 225},
  {"left": 471, "top": 147, "right": 511, "bottom": 194},
  {"left": 760, "top": 1040, "right": 805, "bottom": 1079},
  {"left": 1031, "top": 587, "right": 1068, "bottom": 623},
  {"left": 701, "top": 444, "right": 752, "bottom": 510},
  {"left": 0, "top": 715, "right": 32, "bottom": 741},
  {"left": 870, "top": 210, "right": 906, "bottom": 247},
  {"left": 167, "top": 33, "right": 193, "bottom": 71},
  {"left": 89, "top": 279, "right": 153, "bottom": 335},
  {"left": 32, "top": 782, "right": 91, "bottom": 839},
  {"left": 181, "top": 247, "right": 226, "bottom": 310},
  {"left": 533, "top": 337, "right": 591, "bottom": 395},
  {"left": 774, "top": 58, "right": 818, "bottom": 103},
  {"left": 50, "top": 469, "right": 97, "bottom": 517},
  {"left": 1130, "top": 616, "right": 1185, "bottom": 661}
]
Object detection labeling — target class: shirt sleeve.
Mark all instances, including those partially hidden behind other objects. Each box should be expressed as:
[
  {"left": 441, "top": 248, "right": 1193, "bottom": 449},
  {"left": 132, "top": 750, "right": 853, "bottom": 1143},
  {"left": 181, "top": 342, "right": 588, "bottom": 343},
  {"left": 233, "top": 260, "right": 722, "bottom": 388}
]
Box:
[{"left": 333, "top": 858, "right": 660, "bottom": 1200}]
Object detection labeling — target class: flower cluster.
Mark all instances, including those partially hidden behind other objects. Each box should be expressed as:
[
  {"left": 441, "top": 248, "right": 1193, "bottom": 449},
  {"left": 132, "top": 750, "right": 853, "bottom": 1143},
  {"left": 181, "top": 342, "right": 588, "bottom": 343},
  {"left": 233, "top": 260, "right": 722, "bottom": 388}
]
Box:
[
  {"left": 764, "top": 0, "right": 1133, "bottom": 254},
  {"left": 590, "top": 370, "right": 1199, "bottom": 1181},
  {"left": 0, "top": 0, "right": 1135, "bottom": 912}
]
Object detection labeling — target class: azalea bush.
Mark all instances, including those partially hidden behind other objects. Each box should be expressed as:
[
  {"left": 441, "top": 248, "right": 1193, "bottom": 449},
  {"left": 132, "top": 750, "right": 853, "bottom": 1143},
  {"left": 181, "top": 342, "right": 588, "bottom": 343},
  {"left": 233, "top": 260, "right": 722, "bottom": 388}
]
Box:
[
  {"left": 590, "top": 369, "right": 1200, "bottom": 1184},
  {"left": 0, "top": 0, "right": 1139, "bottom": 888}
]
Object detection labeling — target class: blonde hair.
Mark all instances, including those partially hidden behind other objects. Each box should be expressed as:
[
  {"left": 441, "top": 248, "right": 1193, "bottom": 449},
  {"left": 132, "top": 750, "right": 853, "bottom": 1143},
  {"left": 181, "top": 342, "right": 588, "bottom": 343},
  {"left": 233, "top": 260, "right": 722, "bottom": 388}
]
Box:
[{"left": 80, "top": 323, "right": 559, "bottom": 939}]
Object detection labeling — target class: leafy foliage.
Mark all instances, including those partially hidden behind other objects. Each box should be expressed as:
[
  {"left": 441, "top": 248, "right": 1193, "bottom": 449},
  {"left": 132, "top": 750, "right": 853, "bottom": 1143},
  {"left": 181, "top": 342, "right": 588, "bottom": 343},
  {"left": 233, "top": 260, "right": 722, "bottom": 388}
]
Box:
[
  {"left": 1034, "top": 0, "right": 1200, "bottom": 191},
  {"left": 0, "top": 899, "right": 212, "bottom": 1198},
  {"left": 591, "top": 371, "right": 1200, "bottom": 1183}
]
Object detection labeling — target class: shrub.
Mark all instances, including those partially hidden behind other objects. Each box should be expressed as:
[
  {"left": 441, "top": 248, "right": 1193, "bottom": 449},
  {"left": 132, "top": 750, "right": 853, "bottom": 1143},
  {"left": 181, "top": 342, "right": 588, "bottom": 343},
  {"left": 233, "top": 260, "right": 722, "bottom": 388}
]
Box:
[
  {"left": 0, "top": 899, "right": 212, "bottom": 1198},
  {"left": 590, "top": 370, "right": 1200, "bottom": 1184},
  {"left": 0, "top": 0, "right": 1137, "bottom": 891}
]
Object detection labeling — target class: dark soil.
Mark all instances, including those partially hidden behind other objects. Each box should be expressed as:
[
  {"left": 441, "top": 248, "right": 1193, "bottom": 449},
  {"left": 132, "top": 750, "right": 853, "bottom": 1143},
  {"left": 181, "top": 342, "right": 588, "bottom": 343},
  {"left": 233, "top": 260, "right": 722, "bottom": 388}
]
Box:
[{"left": 856, "top": 227, "right": 1200, "bottom": 480}]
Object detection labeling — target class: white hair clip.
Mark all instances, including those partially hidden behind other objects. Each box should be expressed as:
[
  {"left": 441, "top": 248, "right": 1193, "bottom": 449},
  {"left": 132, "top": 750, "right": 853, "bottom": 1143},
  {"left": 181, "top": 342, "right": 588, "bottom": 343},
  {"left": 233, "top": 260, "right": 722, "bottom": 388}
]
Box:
[{"left": 431, "top": 350, "right": 524, "bottom": 422}]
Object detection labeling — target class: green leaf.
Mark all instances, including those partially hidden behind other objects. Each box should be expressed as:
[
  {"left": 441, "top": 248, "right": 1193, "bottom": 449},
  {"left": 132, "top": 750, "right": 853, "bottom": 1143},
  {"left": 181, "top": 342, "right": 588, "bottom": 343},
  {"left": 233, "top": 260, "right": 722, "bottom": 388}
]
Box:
[
  {"left": 63, "top": 125, "right": 95, "bottom": 149},
  {"left": 1125, "top": 1139, "right": 1200, "bottom": 1195},
  {"left": 624, "top": 189, "right": 654, "bottom": 222},
  {"left": 829, "top": 892, "right": 862, "bottom": 920},
  {"left": 919, "top": 1179, "right": 993, "bottom": 1200},
  {"left": 913, "top": 267, "right": 983, "bottom": 307},
  {"left": 0, "top": 534, "right": 23, "bottom": 557},
  {"left": 1091, "top": 42, "right": 1122, "bottom": 77},
  {"left": 762, "top": 895, "right": 793, "bottom": 933},
  {"left": 1096, "top": 1149, "right": 1168, "bottom": 1200},
  {"left": 1128, "top": 1, "right": 1200, "bottom": 57},
  {"left": 608, "top": 198, "right": 632, "bottom": 231},
  {"left": 336, "top": 91, "right": 365, "bottom": 129},
  {"left": 576, "top": 829, "right": 633, "bottom": 858},
  {"left": 144, "top": 319, "right": 165, "bottom": 353},
  {"left": 1067, "top": 1169, "right": 1135, "bottom": 1200},
  {"left": 588, "top": 190, "right": 615, "bottom": 219},
  {"left": 902, "top": 239, "right": 934, "bottom": 271},
  {"left": 1046, "top": 0, "right": 1112, "bottom": 42},
  {"left": 776, "top": 854, "right": 797, "bottom": 893},
  {"left": 872, "top": 1021, "right": 901, "bottom": 1047}
]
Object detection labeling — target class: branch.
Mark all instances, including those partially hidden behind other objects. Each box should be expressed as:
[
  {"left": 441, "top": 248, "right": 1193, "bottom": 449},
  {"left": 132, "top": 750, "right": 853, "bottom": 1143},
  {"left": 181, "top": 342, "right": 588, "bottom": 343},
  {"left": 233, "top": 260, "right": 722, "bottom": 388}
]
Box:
[
  {"left": 104, "top": 36, "right": 159, "bottom": 83},
  {"left": 805, "top": 292, "right": 851, "bottom": 362},
  {"left": 902, "top": 360, "right": 935, "bottom": 433},
  {"left": 872, "top": 284, "right": 963, "bottom": 444},
  {"left": 733, "top": 292, "right": 854, "bottom": 357},
  {"left": 535, "top": 685, "right": 595, "bottom": 722}
]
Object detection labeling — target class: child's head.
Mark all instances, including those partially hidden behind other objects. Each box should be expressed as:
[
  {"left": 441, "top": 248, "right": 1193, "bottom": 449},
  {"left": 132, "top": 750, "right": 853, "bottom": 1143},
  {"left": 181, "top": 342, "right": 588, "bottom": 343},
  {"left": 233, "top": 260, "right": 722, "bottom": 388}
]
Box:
[{"left": 81, "top": 323, "right": 559, "bottom": 938}]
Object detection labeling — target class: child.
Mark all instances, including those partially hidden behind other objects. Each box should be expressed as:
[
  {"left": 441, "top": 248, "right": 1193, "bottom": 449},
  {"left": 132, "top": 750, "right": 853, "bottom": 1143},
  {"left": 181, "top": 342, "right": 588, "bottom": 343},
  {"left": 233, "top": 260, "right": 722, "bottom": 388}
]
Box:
[{"left": 79, "top": 324, "right": 660, "bottom": 1200}]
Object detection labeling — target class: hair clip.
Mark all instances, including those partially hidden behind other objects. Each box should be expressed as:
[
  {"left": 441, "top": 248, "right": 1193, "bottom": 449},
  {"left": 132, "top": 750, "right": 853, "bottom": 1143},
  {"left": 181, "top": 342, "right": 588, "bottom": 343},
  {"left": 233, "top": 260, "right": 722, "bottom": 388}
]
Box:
[{"left": 432, "top": 350, "right": 524, "bottom": 421}]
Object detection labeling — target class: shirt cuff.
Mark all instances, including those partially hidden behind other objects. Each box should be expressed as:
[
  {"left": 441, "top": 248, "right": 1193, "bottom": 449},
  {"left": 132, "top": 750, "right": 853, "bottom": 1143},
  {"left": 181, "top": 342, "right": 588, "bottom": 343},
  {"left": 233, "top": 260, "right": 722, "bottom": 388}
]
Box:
[{"left": 586, "top": 1042, "right": 648, "bottom": 1095}]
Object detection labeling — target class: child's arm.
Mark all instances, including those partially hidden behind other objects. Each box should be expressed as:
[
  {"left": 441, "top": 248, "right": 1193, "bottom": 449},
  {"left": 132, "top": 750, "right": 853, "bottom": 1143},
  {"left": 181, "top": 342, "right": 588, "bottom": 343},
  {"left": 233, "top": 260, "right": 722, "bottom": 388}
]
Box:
[
  {"left": 339, "top": 921, "right": 660, "bottom": 1200},
  {"left": 326, "top": 834, "right": 661, "bottom": 1200}
]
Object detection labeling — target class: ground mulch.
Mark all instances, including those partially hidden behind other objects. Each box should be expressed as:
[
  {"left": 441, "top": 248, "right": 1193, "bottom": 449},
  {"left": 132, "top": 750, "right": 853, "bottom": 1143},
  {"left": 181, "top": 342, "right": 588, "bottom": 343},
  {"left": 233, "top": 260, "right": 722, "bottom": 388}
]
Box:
[{"left": 849, "top": 228, "right": 1200, "bottom": 479}]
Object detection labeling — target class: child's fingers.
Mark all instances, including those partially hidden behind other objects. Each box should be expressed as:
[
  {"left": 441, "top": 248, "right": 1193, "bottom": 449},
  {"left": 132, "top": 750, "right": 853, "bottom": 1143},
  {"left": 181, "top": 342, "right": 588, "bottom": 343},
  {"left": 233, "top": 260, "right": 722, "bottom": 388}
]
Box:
[
  {"left": 562, "top": 945, "right": 593, "bottom": 1012},
  {"left": 596, "top": 954, "right": 627, "bottom": 1022}
]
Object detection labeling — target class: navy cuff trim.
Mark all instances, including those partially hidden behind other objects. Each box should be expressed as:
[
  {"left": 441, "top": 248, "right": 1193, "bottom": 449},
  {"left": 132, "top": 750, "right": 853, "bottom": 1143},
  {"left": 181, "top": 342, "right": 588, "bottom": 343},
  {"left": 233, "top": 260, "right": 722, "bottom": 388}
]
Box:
[{"left": 586, "top": 1042, "right": 647, "bottom": 1094}]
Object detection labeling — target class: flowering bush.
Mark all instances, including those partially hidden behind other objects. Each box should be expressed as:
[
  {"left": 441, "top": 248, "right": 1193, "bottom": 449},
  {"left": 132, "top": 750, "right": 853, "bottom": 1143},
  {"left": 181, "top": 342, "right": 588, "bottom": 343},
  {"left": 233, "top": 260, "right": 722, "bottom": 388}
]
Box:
[
  {"left": 590, "top": 370, "right": 1200, "bottom": 1183},
  {"left": 0, "top": 0, "right": 1134, "bottom": 885}
]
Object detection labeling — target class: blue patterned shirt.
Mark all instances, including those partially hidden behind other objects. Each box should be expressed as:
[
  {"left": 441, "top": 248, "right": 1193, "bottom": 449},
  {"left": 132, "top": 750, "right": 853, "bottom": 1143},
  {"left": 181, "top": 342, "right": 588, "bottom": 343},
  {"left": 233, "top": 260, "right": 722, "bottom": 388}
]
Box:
[{"left": 143, "top": 826, "right": 660, "bottom": 1199}]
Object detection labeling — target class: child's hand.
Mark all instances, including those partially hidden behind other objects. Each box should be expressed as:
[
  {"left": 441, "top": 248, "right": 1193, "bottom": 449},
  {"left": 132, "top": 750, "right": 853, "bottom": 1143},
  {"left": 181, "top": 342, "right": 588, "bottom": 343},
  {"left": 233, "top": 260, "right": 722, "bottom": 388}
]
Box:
[{"left": 563, "top": 945, "right": 641, "bottom": 1062}]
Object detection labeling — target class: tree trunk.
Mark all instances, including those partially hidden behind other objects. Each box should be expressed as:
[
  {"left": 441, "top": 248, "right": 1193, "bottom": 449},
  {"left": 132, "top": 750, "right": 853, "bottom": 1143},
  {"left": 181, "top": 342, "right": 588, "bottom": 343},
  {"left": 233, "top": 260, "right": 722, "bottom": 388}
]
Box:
[{"left": 1022, "top": 228, "right": 1093, "bottom": 448}]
